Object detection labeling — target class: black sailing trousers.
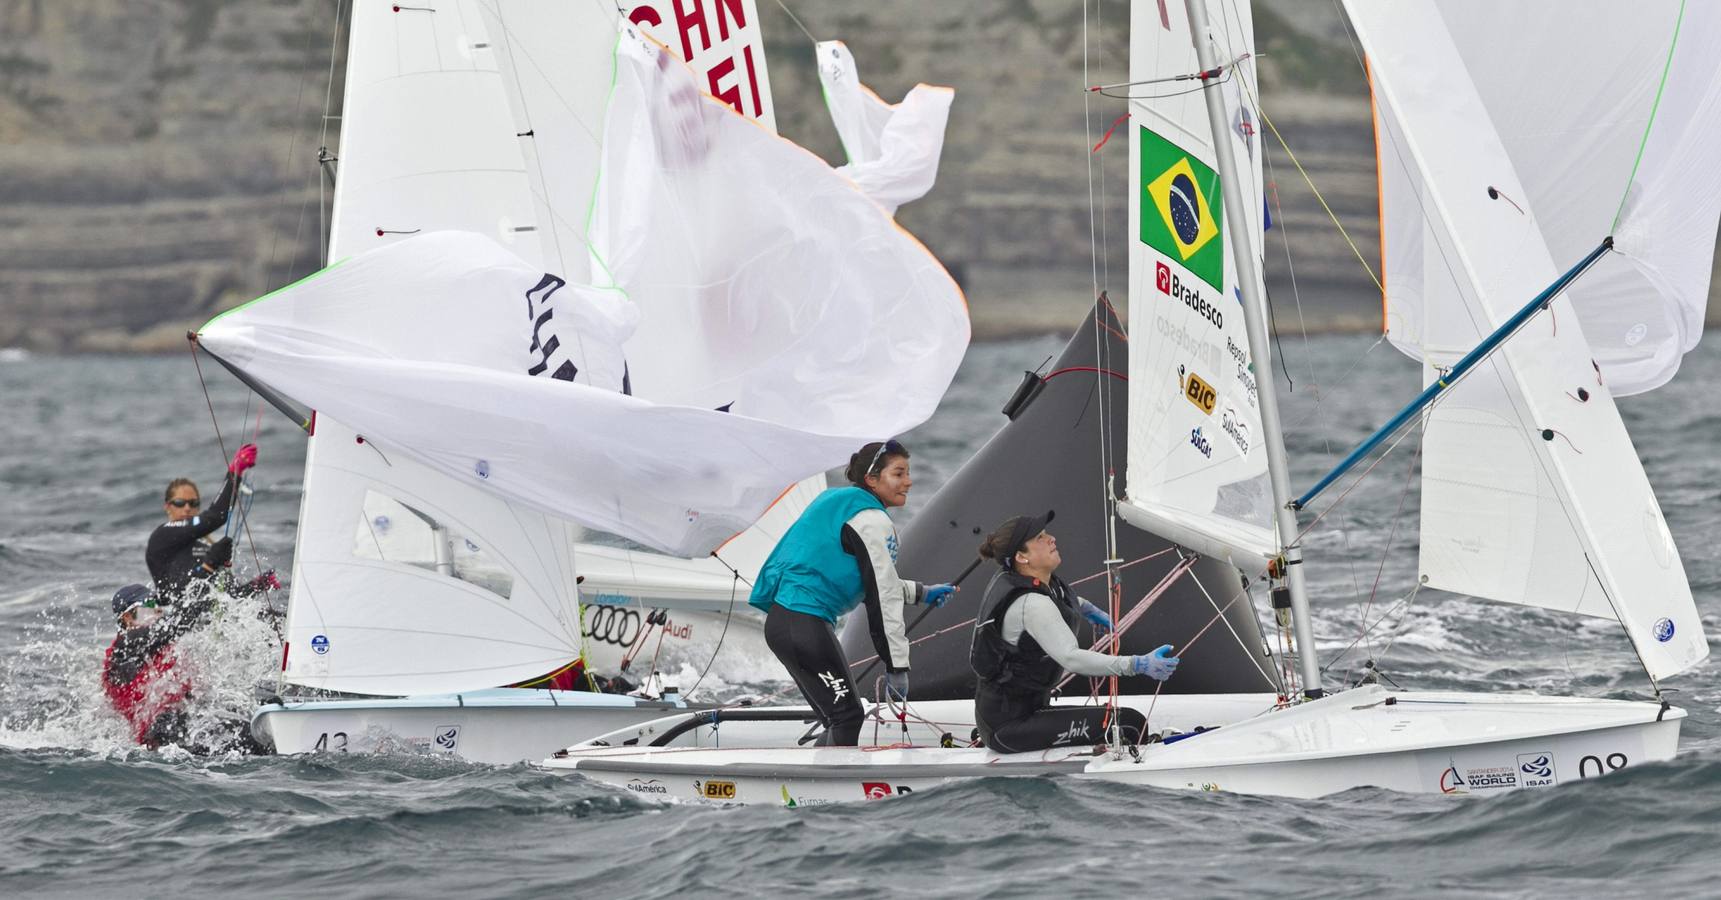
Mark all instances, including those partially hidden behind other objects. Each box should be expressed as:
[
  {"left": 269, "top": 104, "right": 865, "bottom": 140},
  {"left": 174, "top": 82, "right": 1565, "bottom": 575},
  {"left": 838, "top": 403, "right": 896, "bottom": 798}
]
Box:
[
  {"left": 975, "top": 683, "right": 1146, "bottom": 753},
  {"left": 764, "top": 604, "right": 865, "bottom": 746}
]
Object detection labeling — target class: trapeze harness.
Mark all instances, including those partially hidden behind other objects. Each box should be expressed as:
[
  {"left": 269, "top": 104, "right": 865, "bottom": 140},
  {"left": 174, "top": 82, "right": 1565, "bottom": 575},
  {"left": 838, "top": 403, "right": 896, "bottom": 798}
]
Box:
[{"left": 971, "top": 570, "right": 1145, "bottom": 753}]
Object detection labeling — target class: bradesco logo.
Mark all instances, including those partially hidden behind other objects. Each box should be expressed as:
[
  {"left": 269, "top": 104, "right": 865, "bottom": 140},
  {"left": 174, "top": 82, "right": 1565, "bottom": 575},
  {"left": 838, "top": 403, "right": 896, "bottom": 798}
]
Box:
[
  {"left": 1141, "top": 126, "right": 1224, "bottom": 291},
  {"left": 1156, "top": 261, "right": 1223, "bottom": 330}
]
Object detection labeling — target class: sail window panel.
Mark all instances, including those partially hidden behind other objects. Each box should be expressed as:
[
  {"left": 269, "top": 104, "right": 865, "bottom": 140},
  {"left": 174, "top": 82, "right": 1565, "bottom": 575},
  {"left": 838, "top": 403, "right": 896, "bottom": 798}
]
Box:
[{"left": 353, "top": 490, "right": 514, "bottom": 599}]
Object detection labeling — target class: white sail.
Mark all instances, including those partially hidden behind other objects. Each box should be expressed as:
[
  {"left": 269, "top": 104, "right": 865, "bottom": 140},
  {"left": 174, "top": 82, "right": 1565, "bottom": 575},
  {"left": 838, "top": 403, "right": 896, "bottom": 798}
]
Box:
[
  {"left": 474, "top": 0, "right": 776, "bottom": 286},
  {"left": 815, "top": 40, "right": 954, "bottom": 216},
  {"left": 1375, "top": 0, "right": 1721, "bottom": 396},
  {"left": 1119, "top": 0, "right": 1275, "bottom": 566},
  {"left": 208, "top": 23, "right": 965, "bottom": 553},
  {"left": 265, "top": 0, "right": 794, "bottom": 694},
  {"left": 1349, "top": 1, "right": 1712, "bottom": 680}
]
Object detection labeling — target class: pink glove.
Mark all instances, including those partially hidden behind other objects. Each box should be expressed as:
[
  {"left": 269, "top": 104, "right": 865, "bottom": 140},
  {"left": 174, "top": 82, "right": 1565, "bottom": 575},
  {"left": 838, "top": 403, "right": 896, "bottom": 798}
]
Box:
[
  {"left": 248, "top": 570, "right": 281, "bottom": 592},
  {"left": 228, "top": 443, "right": 258, "bottom": 475}
]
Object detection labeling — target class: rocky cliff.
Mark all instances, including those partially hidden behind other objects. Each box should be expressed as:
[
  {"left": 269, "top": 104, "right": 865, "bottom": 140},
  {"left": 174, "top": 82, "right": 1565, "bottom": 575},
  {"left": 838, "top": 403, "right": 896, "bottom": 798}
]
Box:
[{"left": 0, "top": 1, "right": 1701, "bottom": 351}]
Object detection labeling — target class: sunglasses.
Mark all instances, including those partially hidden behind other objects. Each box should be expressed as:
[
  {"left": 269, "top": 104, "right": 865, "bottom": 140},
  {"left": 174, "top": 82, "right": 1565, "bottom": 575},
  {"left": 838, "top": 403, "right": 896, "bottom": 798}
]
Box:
[
  {"left": 168, "top": 498, "right": 201, "bottom": 508},
  {"left": 867, "top": 439, "right": 905, "bottom": 476}
]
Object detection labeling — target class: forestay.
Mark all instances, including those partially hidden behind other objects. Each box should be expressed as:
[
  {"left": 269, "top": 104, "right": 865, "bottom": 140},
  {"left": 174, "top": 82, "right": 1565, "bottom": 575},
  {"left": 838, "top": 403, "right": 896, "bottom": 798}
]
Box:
[
  {"left": 1119, "top": 0, "right": 1275, "bottom": 566},
  {"left": 1350, "top": 0, "right": 1715, "bottom": 679}
]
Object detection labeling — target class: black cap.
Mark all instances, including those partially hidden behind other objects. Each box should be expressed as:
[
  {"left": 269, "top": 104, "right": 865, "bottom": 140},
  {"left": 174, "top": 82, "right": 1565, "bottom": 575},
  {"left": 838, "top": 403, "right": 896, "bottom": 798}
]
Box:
[
  {"left": 111, "top": 583, "right": 153, "bottom": 619},
  {"left": 1001, "top": 510, "right": 1055, "bottom": 566}
]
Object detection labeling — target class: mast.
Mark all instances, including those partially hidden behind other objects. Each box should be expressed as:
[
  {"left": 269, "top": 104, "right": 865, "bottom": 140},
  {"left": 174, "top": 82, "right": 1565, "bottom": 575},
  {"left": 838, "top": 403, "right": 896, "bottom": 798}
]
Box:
[{"left": 1182, "top": 0, "right": 1322, "bottom": 697}]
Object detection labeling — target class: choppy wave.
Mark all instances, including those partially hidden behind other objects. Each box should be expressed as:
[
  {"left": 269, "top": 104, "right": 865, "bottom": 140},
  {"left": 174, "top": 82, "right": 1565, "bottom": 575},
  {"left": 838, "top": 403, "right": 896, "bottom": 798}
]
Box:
[{"left": 4, "top": 339, "right": 1721, "bottom": 896}]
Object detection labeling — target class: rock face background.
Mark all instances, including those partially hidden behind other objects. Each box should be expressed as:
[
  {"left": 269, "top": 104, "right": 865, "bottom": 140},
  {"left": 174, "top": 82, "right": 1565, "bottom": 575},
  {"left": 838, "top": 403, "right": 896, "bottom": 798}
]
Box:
[{"left": 0, "top": 0, "right": 1712, "bottom": 350}]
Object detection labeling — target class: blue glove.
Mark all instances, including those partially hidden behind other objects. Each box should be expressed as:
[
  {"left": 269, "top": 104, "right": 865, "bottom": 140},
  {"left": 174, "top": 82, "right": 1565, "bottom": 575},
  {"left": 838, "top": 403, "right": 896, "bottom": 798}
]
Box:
[
  {"left": 1080, "top": 601, "right": 1112, "bottom": 631},
  {"left": 884, "top": 670, "right": 910, "bottom": 702},
  {"left": 1131, "top": 644, "right": 1180, "bottom": 681},
  {"left": 924, "top": 583, "right": 956, "bottom": 609}
]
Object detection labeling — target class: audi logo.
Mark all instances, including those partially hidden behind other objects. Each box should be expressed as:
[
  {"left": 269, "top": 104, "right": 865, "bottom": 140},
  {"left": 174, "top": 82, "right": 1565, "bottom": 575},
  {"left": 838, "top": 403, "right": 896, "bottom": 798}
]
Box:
[{"left": 583, "top": 605, "right": 642, "bottom": 646}]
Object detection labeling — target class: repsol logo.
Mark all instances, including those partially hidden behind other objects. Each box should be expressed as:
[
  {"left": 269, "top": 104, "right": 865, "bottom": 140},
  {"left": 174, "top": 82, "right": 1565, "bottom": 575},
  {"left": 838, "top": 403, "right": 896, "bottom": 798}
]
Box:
[{"left": 1161, "top": 270, "right": 1222, "bottom": 329}]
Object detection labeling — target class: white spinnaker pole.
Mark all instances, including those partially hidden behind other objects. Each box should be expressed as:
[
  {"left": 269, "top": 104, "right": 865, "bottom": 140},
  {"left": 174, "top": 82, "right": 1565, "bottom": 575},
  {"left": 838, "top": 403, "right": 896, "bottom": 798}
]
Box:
[{"left": 1182, "top": 0, "right": 1322, "bottom": 697}]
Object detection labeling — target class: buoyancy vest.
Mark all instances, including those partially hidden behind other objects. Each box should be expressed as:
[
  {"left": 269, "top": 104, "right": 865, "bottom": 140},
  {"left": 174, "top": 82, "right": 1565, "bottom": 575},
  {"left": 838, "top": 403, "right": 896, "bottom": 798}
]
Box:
[
  {"left": 102, "top": 638, "right": 191, "bottom": 745},
  {"left": 971, "top": 571, "right": 1080, "bottom": 700},
  {"left": 748, "top": 486, "right": 887, "bottom": 623}
]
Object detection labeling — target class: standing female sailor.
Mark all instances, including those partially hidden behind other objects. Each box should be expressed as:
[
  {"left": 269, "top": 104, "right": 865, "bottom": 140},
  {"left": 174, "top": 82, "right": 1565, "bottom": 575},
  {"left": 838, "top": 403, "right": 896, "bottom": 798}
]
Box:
[
  {"left": 971, "top": 511, "right": 1179, "bottom": 753},
  {"left": 749, "top": 440, "right": 955, "bottom": 746},
  {"left": 146, "top": 443, "right": 278, "bottom": 600}
]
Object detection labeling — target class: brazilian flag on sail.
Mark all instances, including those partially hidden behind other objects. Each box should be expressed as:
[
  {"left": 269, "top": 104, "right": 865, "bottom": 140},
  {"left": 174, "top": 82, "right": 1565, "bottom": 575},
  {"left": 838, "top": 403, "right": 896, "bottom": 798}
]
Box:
[{"left": 1139, "top": 126, "right": 1224, "bottom": 291}]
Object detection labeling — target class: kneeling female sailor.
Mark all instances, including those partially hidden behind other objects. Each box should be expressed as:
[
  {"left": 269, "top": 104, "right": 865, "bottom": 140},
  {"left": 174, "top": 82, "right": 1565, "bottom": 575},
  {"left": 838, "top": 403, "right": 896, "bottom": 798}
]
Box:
[
  {"left": 971, "top": 512, "right": 1178, "bottom": 752},
  {"left": 749, "top": 440, "right": 955, "bottom": 746}
]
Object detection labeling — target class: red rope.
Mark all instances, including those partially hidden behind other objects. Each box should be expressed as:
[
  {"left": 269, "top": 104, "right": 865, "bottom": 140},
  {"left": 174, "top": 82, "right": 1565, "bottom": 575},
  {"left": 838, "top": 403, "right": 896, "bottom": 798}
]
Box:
[{"left": 1045, "top": 366, "right": 1126, "bottom": 382}]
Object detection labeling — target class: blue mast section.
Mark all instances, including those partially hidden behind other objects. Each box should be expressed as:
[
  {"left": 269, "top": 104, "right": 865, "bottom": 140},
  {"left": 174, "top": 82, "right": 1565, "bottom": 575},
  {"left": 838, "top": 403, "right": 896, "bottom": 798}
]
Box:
[{"left": 1291, "top": 236, "right": 1614, "bottom": 512}]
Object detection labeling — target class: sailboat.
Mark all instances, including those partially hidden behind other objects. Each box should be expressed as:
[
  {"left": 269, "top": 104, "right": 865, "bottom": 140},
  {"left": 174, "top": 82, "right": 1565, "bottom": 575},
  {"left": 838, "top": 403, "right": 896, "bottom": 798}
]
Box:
[
  {"left": 193, "top": 0, "right": 968, "bottom": 764},
  {"left": 540, "top": 0, "right": 1718, "bottom": 802}
]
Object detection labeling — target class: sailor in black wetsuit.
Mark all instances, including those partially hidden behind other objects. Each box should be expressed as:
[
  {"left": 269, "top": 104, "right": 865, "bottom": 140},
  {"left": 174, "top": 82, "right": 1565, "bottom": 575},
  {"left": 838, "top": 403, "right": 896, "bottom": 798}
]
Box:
[
  {"left": 970, "top": 511, "right": 1179, "bottom": 753},
  {"left": 146, "top": 444, "right": 278, "bottom": 600}
]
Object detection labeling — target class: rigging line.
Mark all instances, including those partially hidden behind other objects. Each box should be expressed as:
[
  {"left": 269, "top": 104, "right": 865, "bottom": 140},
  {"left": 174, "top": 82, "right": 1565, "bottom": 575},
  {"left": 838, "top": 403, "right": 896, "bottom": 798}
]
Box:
[
  {"left": 1254, "top": 105, "right": 1380, "bottom": 294},
  {"left": 770, "top": 0, "right": 818, "bottom": 46},
  {"left": 1354, "top": 433, "right": 1424, "bottom": 666},
  {"left": 1290, "top": 416, "right": 1419, "bottom": 548},
  {"left": 1259, "top": 112, "right": 1373, "bottom": 609},
  {"left": 1080, "top": 0, "right": 1118, "bottom": 590},
  {"left": 688, "top": 553, "right": 742, "bottom": 698},
  {"left": 1094, "top": 0, "right": 1109, "bottom": 296},
  {"left": 1185, "top": 569, "right": 1281, "bottom": 690},
  {"left": 1321, "top": 577, "right": 1422, "bottom": 676},
  {"left": 265, "top": 1, "right": 332, "bottom": 294}
]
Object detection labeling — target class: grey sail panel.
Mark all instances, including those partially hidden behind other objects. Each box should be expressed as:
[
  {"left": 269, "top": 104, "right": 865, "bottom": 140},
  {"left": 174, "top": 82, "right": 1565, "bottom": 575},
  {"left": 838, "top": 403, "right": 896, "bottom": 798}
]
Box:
[{"left": 842, "top": 301, "right": 1281, "bottom": 699}]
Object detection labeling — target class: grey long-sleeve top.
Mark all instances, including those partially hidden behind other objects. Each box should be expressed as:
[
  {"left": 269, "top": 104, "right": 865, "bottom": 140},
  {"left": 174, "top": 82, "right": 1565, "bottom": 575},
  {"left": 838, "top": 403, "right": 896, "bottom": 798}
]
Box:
[{"left": 999, "top": 591, "right": 1134, "bottom": 678}]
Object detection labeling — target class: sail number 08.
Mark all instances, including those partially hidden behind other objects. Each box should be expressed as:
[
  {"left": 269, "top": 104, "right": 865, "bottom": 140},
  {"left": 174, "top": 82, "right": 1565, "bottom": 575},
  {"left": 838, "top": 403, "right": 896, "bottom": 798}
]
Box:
[{"left": 1577, "top": 753, "right": 1627, "bottom": 778}]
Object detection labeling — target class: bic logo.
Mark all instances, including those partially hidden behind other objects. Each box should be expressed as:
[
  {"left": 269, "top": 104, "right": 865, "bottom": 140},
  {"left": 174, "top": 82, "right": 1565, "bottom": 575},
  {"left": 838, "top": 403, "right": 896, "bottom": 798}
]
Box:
[
  {"left": 1140, "top": 126, "right": 1224, "bottom": 291},
  {"left": 1180, "top": 367, "right": 1217, "bottom": 415},
  {"left": 701, "top": 780, "right": 737, "bottom": 800}
]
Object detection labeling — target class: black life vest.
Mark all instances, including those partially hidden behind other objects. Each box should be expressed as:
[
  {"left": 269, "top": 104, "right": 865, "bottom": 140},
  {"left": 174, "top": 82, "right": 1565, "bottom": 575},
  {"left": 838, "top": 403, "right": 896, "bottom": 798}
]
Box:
[{"left": 970, "top": 570, "right": 1080, "bottom": 698}]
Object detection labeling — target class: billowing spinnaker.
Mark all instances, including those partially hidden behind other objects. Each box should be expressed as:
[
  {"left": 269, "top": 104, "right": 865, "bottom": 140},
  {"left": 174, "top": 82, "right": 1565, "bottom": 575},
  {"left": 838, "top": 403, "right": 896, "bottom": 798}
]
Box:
[
  {"left": 1120, "top": 0, "right": 1275, "bottom": 565},
  {"left": 1372, "top": 0, "right": 1721, "bottom": 396},
  {"left": 204, "top": 27, "right": 967, "bottom": 559},
  {"left": 815, "top": 40, "right": 954, "bottom": 216},
  {"left": 591, "top": 26, "right": 967, "bottom": 410},
  {"left": 1350, "top": 0, "right": 1709, "bottom": 680}
]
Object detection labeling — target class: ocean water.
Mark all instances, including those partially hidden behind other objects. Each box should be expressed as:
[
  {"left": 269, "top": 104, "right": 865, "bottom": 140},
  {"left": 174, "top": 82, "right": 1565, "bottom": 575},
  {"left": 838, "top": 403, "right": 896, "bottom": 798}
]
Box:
[{"left": 2, "top": 331, "right": 1719, "bottom": 898}]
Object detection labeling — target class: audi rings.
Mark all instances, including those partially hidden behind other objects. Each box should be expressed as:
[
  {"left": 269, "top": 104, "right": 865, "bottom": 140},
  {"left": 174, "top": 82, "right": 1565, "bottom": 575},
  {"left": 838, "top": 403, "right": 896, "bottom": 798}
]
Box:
[{"left": 584, "top": 605, "right": 642, "bottom": 646}]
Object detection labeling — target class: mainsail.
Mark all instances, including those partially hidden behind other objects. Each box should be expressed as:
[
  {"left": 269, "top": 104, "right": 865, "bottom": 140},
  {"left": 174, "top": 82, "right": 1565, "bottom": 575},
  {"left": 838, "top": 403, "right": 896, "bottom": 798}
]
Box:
[
  {"left": 1118, "top": 0, "right": 1274, "bottom": 567},
  {"left": 1351, "top": 0, "right": 1717, "bottom": 680}
]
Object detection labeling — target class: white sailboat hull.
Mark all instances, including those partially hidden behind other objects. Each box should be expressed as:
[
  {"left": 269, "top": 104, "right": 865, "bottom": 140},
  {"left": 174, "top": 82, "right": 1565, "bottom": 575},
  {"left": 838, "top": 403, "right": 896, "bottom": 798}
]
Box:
[
  {"left": 540, "top": 687, "right": 1682, "bottom": 804},
  {"left": 252, "top": 689, "right": 707, "bottom": 765}
]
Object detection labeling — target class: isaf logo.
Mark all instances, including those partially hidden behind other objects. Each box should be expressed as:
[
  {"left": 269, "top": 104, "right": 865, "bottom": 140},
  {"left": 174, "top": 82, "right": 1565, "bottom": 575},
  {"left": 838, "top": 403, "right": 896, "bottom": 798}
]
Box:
[{"left": 433, "top": 724, "right": 460, "bottom": 752}]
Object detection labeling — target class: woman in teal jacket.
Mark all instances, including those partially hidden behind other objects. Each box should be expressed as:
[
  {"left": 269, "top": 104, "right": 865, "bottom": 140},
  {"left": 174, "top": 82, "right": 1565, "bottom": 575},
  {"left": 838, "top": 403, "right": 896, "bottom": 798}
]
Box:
[{"left": 749, "top": 440, "right": 954, "bottom": 746}]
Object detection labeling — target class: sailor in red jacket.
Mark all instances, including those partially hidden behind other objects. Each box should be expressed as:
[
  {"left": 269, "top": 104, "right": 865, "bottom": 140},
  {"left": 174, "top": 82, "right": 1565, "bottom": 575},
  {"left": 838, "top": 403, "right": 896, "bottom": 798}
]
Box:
[{"left": 101, "top": 583, "right": 271, "bottom": 751}]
